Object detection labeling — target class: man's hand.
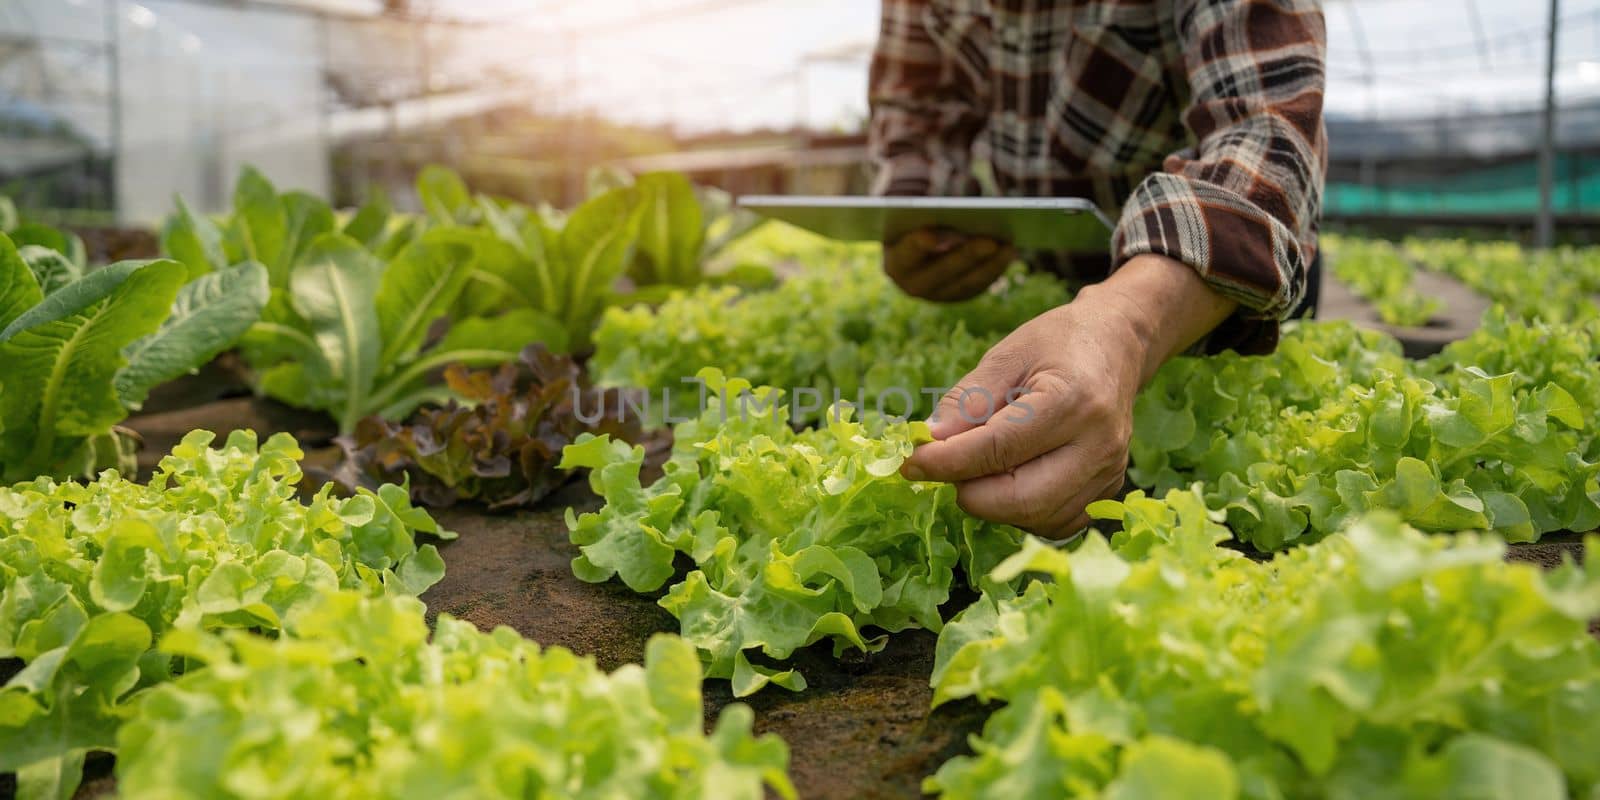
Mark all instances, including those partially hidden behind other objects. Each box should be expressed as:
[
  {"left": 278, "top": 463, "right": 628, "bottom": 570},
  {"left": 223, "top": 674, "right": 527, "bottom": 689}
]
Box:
[
  {"left": 900, "top": 254, "right": 1239, "bottom": 538},
  {"left": 884, "top": 228, "right": 1016, "bottom": 302}
]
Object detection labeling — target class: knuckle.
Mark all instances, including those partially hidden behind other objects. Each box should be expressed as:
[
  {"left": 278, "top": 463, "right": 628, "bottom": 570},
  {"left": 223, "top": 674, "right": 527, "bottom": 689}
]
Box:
[
  {"left": 1029, "top": 370, "right": 1076, "bottom": 403},
  {"left": 1088, "top": 436, "right": 1127, "bottom": 470},
  {"left": 1076, "top": 388, "right": 1118, "bottom": 423}
]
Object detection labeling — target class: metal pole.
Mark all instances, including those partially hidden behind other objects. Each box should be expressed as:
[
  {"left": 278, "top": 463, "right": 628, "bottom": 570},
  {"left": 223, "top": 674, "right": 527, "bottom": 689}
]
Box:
[
  {"left": 105, "top": 0, "right": 122, "bottom": 222},
  {"left": 1464, "top": 0, "right": 1492, "bottom": 70},
  {"left": 1537, "top": 0, "right": 1559, "bottom": 248}
]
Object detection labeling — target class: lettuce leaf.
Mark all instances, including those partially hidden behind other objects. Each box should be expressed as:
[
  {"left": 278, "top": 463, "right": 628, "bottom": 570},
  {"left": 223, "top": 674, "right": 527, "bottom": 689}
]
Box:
[
  {"left": 0, "top": 257, "right": 184, "bottom": 481},
  {"left": 114, "top": 261, "right": 270, "bottom": 410},
  {"left": 1130, "top": 316, "right": 1600, "bottom": 549},
  {"left": 591, "top": 251, "right": 1072, "bottom": 425},
  {"left": 562, "top": 369, "right": 1025, "bottom": 695},
  {"left": 340, "top": 344, "right": 644, "bottom": 509},
  {"left": 0, "top": 430, "right": 449, "bottom": 799},
  {"left": 114, "top": 593, "right": 794, "bottom": 800},
  {"left": 0, "top": 228, "right": 270, "bottom": 481},
  {"left": 928, "top": 492, "right": 1600, "bottom": 798},
  {"left": 237, "top": 230, "right": 552, "bottom": 433}
]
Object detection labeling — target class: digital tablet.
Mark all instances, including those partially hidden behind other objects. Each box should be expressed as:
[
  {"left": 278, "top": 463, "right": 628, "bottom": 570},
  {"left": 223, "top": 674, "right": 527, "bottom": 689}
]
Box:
[{"left": 737, "top": 195, "right": 1112, "bottom": 253}]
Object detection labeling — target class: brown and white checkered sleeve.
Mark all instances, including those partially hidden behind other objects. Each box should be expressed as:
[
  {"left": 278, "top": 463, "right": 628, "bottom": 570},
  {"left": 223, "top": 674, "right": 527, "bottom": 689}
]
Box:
[
  {"left": 868, "top": 0, "right": 986, "bottom": 197},
  {"left": 1113, "top": 0, "right": 1328, "bottom": 354}
]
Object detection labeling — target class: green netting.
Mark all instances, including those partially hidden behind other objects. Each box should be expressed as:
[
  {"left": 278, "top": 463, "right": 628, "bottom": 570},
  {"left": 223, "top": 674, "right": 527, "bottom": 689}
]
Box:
[{"left": 1328, "top": 154, "right": 1600, "bottom": 215}]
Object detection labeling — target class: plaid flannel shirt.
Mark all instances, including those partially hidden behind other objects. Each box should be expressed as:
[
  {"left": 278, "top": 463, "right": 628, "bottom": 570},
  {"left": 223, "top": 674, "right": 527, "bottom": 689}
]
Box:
[{"left": 869, "top": 0, "right": 1327, "bottom": 353}]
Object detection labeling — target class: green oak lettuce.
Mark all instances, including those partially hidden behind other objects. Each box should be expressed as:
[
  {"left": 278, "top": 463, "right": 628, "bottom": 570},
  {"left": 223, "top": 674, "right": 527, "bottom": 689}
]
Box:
[
  {"left": 928, "top": 490, "right": 1600, "bottom": 798},
  {"left": 560, "top": 370, "right": 1024, "bottom": 696},
  {"left": 591, "top": 256, "right": 1072, "bottom": 425},
  {"left": 1130, "top": 317, "right": 1600, "bottom": 550},
  {"left": 1323, "top": 234, "right": 1441, "bottom": 327},
  {"left": 0, "top": 429, "right": 448, "bottom": 800},
  {"left": 114, "top": 592, "right": 794, "bottom": 800}
]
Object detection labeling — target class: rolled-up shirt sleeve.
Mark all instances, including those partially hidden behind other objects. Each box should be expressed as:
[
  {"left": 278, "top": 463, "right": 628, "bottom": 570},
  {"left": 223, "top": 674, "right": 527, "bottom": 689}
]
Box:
[
  {"left": 868, "top": 0, "right": 986, "bottom": 197},
  {"left": 1112, "top": 0, "right": 1327, "bottom": 354}
]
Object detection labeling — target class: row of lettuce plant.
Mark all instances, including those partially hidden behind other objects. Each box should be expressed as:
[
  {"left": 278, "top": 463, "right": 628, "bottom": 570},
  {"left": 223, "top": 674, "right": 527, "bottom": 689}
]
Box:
[
  {"left": 927, "top": 490, "right": 1600, "bottom": 798},
  {"left": 1322, "top": 233, "right": 1442, "bottom": 327},
  {"left": 1132, "top": 311, "right": 1600, "bottom": 550},
  {"left": 0, "top": 429, "right": 792, "bottom": 799},
  {"left": 114, "top": 593, "right": 793, "bottom": 799},
  {"left": 556, "top": 371, "right": 1600, "bottom": 794},
  {"left": 1401, "top": 237, "right": 1600, "bottom": 324},
  {"left": 0, "top": 431, "right": 446, "bottom": 797},
  {"left": 590, "top": 230, "right": 1073, "bottom": 425},
  {"left": 0, "top": 175, "right": 792, "bottom": 798},
  {"left": 162, "top": 167, "right": 754, "bottom": 434}
]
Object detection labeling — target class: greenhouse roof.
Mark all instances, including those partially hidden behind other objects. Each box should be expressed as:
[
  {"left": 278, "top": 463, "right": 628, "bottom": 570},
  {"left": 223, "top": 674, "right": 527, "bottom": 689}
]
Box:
[{"left": 9, "top": 0, "right": 1598, "bottom": 137}]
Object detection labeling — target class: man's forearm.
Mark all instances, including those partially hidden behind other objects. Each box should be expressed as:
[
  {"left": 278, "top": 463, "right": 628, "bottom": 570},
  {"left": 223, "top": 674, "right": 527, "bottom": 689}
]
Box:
[{"left": 1087, "top": 254, "right": 1240, "bottom": 386}]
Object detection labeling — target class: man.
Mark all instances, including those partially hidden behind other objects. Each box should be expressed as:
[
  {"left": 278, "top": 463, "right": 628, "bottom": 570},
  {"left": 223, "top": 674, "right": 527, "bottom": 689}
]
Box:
[{"left": 871, "top": 0, "right": 1326, "bottom": 538}]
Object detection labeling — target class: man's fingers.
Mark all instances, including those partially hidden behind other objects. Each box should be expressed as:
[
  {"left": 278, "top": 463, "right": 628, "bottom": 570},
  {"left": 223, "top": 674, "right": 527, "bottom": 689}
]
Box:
[
  {"left": 885, "top": 229, "right": 962, "bottom": 275},
  {"left": 953, "top": 446, "right": 1123, "bottom": 537},
  {"left": 884, "top": 233, "right": 964, "bottom": 298},
  {"left": 897, "top": 237, "right": 998, "bottom": 299},
  {"left": 884, "top": 229, "right": 933, "bottom": 268},
  {"left": 883, "top": 231, "right": 929, "bottom": 285},
  {"left": 909, "top": 387, "right": 1074, "bottom": 482},
  {"left": 912, "top": 367, "right": 1084, "bottom": 480},
  {"left": 925, "top": 237, "right": 1000, "bottom": 281},
  {"left": 927, "top": 246, "right": 1015, "bottom": 303},
  {"left": 918, "top": 343, "right": 1030, "bottom": 444}
]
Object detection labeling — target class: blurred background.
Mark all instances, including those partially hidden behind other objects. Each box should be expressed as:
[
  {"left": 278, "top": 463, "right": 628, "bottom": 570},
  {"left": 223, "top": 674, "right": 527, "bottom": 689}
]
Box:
[{"left": 3, "top": 0, "right": 1598, "bottom": 242}]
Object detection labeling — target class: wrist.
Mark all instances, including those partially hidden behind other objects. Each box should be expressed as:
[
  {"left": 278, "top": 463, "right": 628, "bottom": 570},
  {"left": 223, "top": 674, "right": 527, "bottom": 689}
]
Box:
[
  {"left": 1071, "top": 283, "right": 1157, "bottom": 397},
  {"left": 1092, "top": 253, "right": 1239, "bottom": 385}
]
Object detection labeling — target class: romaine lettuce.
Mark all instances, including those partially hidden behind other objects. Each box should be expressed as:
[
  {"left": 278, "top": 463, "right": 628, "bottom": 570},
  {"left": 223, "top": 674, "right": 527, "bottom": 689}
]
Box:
[{"left": 0, "top": 233, "right": 268, "bottom": 481}]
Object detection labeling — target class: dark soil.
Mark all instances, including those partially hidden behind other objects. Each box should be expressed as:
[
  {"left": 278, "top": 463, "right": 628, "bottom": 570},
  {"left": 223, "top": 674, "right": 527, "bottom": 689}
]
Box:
[
  {"left": 420, "top": 483, "right": 678, "bottom": 673},
  {"left": 702, "top": 633, "right": 990, "bottom": 799},
  {"left": 1504, "top": 532, "right": 1588, "bottom": 571}
]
